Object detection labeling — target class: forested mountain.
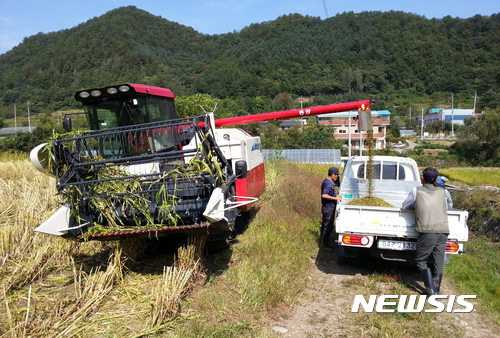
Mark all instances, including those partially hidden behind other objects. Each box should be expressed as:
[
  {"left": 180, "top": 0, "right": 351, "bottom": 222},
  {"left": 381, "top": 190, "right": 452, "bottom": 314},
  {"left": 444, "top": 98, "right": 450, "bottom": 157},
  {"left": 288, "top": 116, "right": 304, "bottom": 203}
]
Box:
[{"left": 0, "top": 6, "right": 499, "bottom": 116}]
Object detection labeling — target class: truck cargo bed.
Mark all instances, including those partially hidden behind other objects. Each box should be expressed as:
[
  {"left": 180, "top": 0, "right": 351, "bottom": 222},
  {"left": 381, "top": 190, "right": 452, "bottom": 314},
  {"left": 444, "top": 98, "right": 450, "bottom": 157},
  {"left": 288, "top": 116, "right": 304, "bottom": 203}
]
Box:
[{"left": 336, "top": 205, "right": 469, "bottom": 242}]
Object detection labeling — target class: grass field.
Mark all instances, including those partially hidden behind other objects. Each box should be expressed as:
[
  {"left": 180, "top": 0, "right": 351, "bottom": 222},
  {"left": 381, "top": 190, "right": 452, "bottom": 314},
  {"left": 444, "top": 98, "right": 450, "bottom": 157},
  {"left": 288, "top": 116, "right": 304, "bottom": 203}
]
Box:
[
  {"left": 440, "top": 169, "right": 500, "bottom": 187},
  {"left": 446, "top": 234, "right": 500, "bottom": 325},
  {"left": 1, "top": 156, "right": 499, "bottom": 336}
]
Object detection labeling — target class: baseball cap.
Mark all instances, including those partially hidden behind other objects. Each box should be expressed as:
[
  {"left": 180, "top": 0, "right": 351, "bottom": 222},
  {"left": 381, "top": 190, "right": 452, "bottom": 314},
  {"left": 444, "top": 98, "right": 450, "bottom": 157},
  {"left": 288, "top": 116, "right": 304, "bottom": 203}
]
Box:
[
  {"left": 328, "top": 167, "right": 341, "bottom": 176},
  {"left": 422, "top": 167, "right": 439, "bottom": 182}
]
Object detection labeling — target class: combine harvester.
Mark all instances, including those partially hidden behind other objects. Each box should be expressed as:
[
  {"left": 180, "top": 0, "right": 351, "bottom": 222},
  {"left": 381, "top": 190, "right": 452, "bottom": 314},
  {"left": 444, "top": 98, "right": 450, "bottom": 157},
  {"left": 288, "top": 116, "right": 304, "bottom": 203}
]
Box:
[{"left": 31, "top": 83, "right": 373, "bottom": 251}]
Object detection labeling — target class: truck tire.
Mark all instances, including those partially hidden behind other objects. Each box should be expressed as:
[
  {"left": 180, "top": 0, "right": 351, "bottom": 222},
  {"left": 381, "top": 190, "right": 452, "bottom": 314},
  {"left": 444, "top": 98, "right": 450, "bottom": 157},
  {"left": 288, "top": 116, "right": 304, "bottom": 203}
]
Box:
[{"left": 337, "top": 256, "right": 349, "bottom": 265}]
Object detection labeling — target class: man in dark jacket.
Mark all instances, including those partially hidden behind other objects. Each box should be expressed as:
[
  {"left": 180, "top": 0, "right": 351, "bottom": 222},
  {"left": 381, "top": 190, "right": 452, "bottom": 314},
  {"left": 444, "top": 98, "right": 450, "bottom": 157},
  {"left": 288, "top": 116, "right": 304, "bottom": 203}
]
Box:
[
  {"left": 402, "top": 167, "right": 450, "bottom": 295},
  {"left": 320, "top": 167, "right": 342, "bottom": 249}
]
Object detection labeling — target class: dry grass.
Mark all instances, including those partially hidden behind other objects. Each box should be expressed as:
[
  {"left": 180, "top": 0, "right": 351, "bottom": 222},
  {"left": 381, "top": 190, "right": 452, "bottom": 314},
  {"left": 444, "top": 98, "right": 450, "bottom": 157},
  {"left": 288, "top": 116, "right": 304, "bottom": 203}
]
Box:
[
  {"left": 150, "top": 258, "right": 199, "bottom": 330},
  {"left": 0, "top": 159, "right": 74, "bottom": 291},
  {"left": 0, "top": 158, "right": 205, "bottom": 337},
  {"left": 2, "top": 157, "right": 497, "bottom": 337}
]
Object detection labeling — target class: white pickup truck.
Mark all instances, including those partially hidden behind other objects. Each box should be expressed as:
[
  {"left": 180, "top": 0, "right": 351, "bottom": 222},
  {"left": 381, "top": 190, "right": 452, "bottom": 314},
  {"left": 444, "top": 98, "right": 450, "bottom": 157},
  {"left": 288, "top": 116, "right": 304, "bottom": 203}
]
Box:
[{"left": 335, "top": 156, "right": 468, "bottom": 263}]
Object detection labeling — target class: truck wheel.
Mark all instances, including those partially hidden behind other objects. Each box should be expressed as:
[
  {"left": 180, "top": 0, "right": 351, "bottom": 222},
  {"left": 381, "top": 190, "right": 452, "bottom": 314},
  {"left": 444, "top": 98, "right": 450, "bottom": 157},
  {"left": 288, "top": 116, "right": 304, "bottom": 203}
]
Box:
[{"left": 337, "top": 256, "right": 349, "bottom": 265}]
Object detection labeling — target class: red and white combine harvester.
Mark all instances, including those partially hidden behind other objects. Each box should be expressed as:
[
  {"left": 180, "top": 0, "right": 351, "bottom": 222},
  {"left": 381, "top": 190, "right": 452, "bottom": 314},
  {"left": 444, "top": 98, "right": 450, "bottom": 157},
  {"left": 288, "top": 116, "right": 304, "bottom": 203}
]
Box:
[{"left": 31, "top": 84, "right": 373, "bottom": 251}]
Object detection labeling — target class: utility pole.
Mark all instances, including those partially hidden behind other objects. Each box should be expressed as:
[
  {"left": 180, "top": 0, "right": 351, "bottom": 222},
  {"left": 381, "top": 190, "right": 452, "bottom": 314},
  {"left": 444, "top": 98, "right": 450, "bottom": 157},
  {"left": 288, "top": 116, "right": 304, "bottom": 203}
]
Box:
[
  {"left": 360, "top": 130, "right": 363, "bottom": 157},
  {"left": 451, "top": 94, "right": 454, "bottom": 137},
  {"left": 14, "top": 104, "right": 17, "bottom": 132},
  {"left": 421, "top": 108, "right": 424, "bottom": 140},
  {"left": 348, "top": 111, "right": 352, "bottom": 158},
  {"left": 473, "top": 92, "right": 478, "bottom": 114},
  {"left": 27, "top": 100, "right": 31, "bottom": 133}
]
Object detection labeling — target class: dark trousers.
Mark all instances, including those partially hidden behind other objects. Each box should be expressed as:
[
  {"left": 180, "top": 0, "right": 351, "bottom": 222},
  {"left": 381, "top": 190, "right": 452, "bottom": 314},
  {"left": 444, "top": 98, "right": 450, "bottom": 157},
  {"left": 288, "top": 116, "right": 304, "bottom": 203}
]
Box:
[
  {"left": 415, "top": 233, "right": 448, "bottom": 274},
  {"left": 321, "top": 204, "right": 336, "bottom": 245}
]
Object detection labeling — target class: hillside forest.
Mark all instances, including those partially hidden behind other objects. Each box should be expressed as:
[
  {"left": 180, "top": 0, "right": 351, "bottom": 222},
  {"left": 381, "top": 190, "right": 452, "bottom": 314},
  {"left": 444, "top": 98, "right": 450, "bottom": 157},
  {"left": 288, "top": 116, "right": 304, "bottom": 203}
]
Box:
[{"left": 0, "top": 6, "right": 500, "bottom": 164}]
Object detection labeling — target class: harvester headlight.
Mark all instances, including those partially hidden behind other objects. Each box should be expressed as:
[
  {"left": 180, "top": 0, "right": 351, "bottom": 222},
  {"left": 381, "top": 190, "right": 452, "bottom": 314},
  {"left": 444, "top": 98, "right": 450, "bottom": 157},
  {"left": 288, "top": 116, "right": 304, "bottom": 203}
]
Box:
[
  {"left": 107, "top": 87, "right": 118, "bottom": 94},
  {"left": 79, "top": 91, "right": 90, "bottom": 99},
  {"left": 118, "top": 85, "right": 130, "bottom": 92},
  {"left": 90, "top": 90, "right": 102, "bottom": 97}
]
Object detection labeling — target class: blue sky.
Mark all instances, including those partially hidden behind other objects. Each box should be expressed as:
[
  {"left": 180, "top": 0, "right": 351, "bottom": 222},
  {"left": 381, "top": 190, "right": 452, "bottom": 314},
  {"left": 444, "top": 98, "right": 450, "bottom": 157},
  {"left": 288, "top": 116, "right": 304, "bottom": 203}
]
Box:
[{"left": 0, "top": 0, "right": 498, "bottom": 55}]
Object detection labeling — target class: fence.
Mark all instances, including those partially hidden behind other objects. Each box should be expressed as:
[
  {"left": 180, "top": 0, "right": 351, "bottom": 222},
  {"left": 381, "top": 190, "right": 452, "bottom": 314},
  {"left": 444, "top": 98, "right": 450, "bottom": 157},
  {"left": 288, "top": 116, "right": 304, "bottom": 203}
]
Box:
[{"left": 262, "top": 149, "right": 341, "bottom": 164}]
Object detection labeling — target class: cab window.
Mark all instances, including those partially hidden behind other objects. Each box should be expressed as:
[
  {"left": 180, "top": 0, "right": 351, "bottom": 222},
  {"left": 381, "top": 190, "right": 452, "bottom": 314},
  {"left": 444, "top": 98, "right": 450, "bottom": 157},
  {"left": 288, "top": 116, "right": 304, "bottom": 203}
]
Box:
[{"left": 357, "top": 164, "right": 406, "bottom": 180}]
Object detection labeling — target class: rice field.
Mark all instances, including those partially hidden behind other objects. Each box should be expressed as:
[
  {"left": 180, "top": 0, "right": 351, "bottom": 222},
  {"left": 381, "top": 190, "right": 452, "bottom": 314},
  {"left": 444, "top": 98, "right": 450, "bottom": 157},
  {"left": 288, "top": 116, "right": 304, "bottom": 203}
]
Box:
[
  {"left": 2, "top": 155, "right": 499, "bottom": 337},
  {"left": 440, "top": 168, "right": 500, "bottom": 187},
  {"left": 0, "top": 157, "right": 201, "bottom": 337}
]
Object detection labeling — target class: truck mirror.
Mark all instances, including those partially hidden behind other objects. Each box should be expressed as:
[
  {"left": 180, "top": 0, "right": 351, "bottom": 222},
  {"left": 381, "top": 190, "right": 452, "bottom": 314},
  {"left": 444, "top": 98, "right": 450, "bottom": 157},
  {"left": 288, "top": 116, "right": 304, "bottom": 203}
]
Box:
[
  {"left": 235, "top": 160, "right": 248, "bottom": 179},
  {"left": 357, "top": 109, "right": 372, "bottom": 131},
  {"left": 62, "top": 116, "right": 72, "bottom": 132}
]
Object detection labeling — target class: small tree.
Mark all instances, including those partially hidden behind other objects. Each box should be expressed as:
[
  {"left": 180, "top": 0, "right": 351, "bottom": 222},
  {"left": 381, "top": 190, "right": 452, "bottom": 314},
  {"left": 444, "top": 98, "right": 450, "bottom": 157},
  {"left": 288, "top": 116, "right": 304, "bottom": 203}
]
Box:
[
  {"left": 297, "top": 124, "right": 340, "bottom": 149},
  {"left": 175, "top": 94, "right": 219, "bottom": 118},
  {"left": 452, "top": 108, "right": 500, "bottom": 166}
]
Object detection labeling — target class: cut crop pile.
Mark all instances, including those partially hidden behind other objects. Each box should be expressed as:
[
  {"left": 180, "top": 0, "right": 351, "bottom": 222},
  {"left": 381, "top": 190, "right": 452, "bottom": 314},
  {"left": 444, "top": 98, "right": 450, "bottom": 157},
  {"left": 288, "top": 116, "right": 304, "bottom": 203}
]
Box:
[{"left": 346, "top": 197, "right": 394, "bottom": 207}]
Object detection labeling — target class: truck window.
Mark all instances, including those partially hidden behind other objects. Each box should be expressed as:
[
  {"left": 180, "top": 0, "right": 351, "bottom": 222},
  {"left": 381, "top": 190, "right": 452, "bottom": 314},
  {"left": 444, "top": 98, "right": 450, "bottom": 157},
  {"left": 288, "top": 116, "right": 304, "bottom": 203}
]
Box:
[{"left": 357, "top": 164, "right": 406, "bottom": 180}]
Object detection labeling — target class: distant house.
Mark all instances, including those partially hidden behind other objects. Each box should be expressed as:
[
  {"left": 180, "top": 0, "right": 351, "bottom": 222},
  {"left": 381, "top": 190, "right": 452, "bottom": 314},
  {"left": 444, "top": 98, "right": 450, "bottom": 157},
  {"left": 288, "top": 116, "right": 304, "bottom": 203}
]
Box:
[
  {"left": 317, "top": 110, "right": 390, "bottom": 150},
  {"left": 260, "top": 119, "right": 307, "bottom": 131},
  {"left": 423, "top": 108, "right": 475, "bottom": 126},
  {"left": 279, "top": 120, "right": 306, "bottom": 131}
]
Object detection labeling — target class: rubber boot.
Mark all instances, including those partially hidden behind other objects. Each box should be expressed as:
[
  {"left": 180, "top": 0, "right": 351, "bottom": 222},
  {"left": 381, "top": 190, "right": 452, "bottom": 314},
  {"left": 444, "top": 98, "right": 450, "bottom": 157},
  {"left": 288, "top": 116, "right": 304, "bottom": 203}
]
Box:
[
  {"left": 420, "top": 268, "right": 436, "bottom": 295},
  {"left": 433, "top": 274, "right": 443, "bottom": 295}
]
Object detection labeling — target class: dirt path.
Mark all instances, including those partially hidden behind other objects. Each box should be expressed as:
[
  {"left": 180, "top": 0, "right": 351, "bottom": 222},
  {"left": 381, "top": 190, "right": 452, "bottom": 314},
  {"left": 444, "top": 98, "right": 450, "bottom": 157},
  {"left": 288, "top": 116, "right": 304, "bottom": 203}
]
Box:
[{"left": 266, "top": 250, "right": 499, "bottom": 338}]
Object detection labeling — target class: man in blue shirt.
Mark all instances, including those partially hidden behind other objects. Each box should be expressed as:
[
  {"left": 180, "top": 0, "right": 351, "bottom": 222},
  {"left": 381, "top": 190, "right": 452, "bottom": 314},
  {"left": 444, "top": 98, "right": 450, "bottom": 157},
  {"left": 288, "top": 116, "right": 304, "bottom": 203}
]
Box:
[{"left": 321, "top": 167, "right": 342, "bottom": 249}]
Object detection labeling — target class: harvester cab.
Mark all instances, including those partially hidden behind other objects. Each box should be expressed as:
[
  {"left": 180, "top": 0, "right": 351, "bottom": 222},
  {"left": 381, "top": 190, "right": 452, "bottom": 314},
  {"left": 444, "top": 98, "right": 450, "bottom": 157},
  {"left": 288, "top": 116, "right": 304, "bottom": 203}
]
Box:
[{"left": 30, "top": 83, "right": 373, "bottom": 251}]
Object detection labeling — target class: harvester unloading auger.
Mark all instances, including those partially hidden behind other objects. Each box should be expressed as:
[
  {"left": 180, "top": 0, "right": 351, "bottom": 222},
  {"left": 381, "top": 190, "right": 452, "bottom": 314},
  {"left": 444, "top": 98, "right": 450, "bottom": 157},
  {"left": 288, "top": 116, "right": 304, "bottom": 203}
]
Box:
[{"left": 31, "top": 84, "right": 373, "bottom": 250}]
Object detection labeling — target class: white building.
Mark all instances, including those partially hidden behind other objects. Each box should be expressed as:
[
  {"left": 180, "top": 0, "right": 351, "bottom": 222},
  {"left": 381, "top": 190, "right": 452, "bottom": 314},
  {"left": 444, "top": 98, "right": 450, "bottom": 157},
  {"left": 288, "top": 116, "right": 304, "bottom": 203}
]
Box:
[
  {"left": 317, "top": 110, "right": 391, "bottom": 150},
  {"left": 423, "top": 108, "right": 475, "bottom": 126}
]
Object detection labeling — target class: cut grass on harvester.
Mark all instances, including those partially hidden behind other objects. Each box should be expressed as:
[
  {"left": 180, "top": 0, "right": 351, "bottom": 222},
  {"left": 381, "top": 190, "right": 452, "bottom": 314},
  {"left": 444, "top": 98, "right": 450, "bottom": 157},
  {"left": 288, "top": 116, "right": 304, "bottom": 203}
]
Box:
[{"left": 46, "top": 130, "right": 227, "bottom": 237}]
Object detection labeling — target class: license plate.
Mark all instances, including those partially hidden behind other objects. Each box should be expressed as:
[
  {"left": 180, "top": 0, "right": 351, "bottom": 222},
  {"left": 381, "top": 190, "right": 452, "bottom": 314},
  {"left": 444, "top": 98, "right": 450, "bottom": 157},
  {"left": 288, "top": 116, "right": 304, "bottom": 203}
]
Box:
[{"left": 378, "top": 240, "right": 416, "bottom": 251}]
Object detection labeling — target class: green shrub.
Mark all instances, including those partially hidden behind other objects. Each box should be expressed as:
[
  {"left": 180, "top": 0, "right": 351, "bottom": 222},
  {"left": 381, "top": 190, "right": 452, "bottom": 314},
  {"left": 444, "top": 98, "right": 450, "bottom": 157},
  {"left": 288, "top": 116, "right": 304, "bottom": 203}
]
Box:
[
  {"left": 451, "top": 188, "right": 500, "bottom": 232},
  {"left": 415, "top": 142, "right": 448, "bottom": 150}
]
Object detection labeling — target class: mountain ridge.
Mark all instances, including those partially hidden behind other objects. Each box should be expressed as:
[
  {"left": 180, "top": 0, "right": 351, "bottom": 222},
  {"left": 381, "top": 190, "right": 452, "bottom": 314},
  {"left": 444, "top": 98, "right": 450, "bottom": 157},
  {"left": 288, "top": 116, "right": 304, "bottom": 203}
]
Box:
[{"left": 0, "top": 6, "right": 499, "bottom": 114}]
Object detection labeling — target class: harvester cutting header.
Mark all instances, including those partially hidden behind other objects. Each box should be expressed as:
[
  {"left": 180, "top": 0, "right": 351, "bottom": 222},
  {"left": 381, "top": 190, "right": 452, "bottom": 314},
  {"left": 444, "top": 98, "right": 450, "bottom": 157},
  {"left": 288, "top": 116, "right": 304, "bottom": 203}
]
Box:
[{"left": 31, "top": 83, "right": 373, "bottom": 250}]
